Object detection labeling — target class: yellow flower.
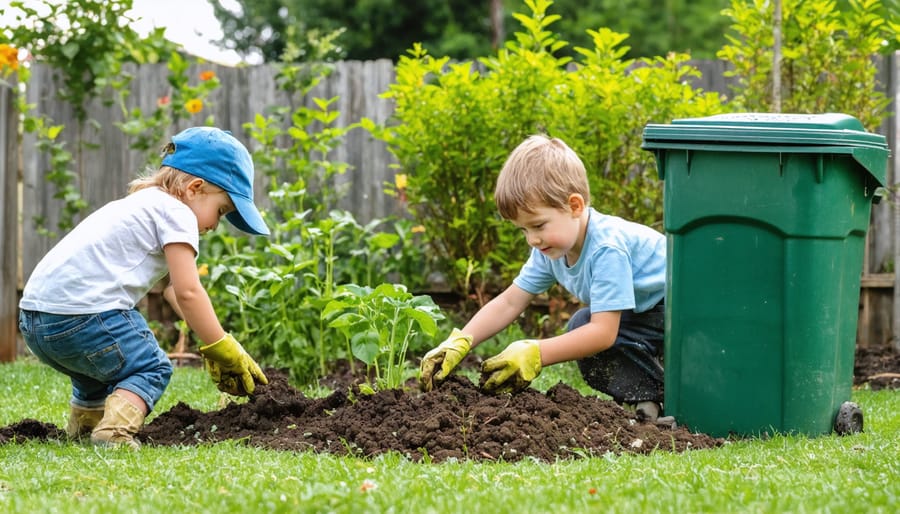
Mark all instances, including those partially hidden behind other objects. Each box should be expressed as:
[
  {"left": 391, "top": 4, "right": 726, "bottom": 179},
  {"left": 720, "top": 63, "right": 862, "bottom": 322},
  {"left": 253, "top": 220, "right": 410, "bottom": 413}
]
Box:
[
  {"left": 0, "top": 44, "right": 19, "bottom": 72},
  {"left": 394, "top": 173, "right": 407, "bottom": 190},
  {"left": 198, "top": 263, "right": 209, "bottom": 276},
  {"left": 411, "top": 225, "right": 425, "bottom": 233},
  {"left": 199, "top": 70, "right": 215, "bottom": 81},
  {"left": 185, "top": 98, "right": 203, "bottom": 114}
]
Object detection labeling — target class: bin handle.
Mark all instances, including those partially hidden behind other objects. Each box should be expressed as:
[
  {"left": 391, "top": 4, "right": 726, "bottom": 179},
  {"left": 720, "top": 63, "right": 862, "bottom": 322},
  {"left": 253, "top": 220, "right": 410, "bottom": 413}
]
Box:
[
  {"left": 815, "top": 155, "right": 824, "bottom": 183},
  {"left": 653, "top": 150, "right": 667, "bottom": 180}
]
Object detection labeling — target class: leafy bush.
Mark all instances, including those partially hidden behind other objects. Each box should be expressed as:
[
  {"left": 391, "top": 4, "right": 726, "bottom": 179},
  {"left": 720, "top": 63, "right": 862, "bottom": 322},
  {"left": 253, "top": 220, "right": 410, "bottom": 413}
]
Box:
[
  {"left": 718, "top": 0, "right": 895, "bottom": 130},
  {"left": 200, "top": 54, "right": 435, "bottom": 385},
  {"left": 373, "top": 0, "right": 725, "bottom": 302}
]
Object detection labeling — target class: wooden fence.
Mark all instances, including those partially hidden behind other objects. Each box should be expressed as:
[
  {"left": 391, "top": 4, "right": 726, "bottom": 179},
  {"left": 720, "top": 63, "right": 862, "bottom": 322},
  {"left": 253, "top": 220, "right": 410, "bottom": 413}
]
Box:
[{"left": 1, "top": 55, "right": 898, "bottom": 359}]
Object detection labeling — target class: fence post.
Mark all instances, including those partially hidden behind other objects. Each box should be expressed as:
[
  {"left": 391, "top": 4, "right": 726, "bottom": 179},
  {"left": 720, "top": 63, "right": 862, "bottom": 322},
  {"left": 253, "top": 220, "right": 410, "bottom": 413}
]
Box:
[
  {"left": 892, "top": 51, "right": 900, "bottom": 353},
  {"left": 1, "top": 77, "right": 18, "bottom": 362}
]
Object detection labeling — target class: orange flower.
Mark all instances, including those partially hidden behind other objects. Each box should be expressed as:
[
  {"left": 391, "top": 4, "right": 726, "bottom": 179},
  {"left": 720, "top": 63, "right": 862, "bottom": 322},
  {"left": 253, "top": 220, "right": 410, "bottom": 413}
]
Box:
[
  {"left": 199, "top": 70, "right": 215, "bottom": 81},
  {"left": 0, "top": 43, "right": 19, "bottom": 72},
  {"left": 185, "top": 98, "right": 203, "bottom": 114},
  {"left": 157, "top": 95, "right": 170, "bottom": 107}
]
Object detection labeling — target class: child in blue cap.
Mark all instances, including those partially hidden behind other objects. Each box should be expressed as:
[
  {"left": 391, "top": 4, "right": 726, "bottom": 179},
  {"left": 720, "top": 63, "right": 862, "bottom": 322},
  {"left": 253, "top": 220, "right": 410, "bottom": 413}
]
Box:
[
  {"left": 420, "top": 135, "right": 667, "bottom": 421},
  {"left": 19, "top": 126, "right": 270, "bottom": 448}
]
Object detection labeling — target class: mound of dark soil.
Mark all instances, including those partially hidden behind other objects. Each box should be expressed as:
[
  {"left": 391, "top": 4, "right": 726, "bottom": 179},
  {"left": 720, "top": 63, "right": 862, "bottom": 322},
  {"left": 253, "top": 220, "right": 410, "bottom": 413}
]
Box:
[
  {"left": 136, "top": 371, "right": 722, "bottom": 462},
  {"left": 0, "top": 418, "right": 64, "bottom": 444},
  {"left": 3, "top": 344, "right": 897, "bottom": 461}
]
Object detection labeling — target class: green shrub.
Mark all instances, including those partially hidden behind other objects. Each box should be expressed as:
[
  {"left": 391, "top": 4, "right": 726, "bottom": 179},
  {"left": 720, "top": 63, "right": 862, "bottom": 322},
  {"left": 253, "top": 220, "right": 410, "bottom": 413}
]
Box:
[
  {"left": 718, "top": 0, "right": 894, "bottom": 130},
  {"left": 200, "top": 55, "right": 434, "bottom": 385},
  {"left": 373, "top": 0, "right": 725, "bottom": 302}
]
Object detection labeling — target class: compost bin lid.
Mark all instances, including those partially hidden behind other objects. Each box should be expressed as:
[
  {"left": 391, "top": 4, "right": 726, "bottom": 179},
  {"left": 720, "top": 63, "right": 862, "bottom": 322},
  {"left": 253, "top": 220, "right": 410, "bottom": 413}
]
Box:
[
  {"left": 642, "top": 113, "right": 887, "bottom": 148},
  {"left": 641, "top": 113, "right": 890, "bottom": 185}
]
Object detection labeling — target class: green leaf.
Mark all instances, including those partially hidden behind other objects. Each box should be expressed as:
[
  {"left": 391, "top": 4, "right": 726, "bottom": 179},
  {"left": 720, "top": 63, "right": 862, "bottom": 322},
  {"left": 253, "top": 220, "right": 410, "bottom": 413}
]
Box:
[
  {"left": 267, "top": 243, "right": 293, "bottom": 260},
  {"left": 368, "top": 232, "right": 399, "bottom": 250},
  {"left": 61, "top": 42, "right": 79, "bottom": 60},
  {"left": 403, "top": 307, "right": 438, "bottom": 336},
  {"left": 325, "top": 311, "right": 365, "bottom": 329},
  {"left": 321, "top": 300, "right": 352, "bottom": 320},
  {"left": 350, "top": 330, "right": 380, "bottom": 365}
]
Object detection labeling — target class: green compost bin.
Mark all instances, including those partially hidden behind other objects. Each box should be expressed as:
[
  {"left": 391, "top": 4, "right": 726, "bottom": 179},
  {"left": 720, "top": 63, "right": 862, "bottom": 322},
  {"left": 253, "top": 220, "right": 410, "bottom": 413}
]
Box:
[{"left": 641, "top": 113, "right": 890, "bottom": 437}]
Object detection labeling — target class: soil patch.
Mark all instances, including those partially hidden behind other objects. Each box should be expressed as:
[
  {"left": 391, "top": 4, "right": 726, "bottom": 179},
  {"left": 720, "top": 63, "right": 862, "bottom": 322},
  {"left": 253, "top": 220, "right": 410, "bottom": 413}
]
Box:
[
  {"left": 136, "top": 371, "right": 721, "bottom": 462},
  {"left": 854, "top": 344, "right": 900, "bottom": 390},
  {"left": 0, "top": 418, "right": 64, "bottom": 444},
  {"left": 3, "top": 345, "right": 897, "bottom": 461}
]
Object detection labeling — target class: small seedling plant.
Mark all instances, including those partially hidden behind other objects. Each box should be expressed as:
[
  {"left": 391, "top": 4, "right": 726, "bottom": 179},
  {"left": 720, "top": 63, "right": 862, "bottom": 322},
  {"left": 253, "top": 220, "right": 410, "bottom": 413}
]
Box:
[{"left": 323, "top": 283, "right": 444, "bottom": 391}]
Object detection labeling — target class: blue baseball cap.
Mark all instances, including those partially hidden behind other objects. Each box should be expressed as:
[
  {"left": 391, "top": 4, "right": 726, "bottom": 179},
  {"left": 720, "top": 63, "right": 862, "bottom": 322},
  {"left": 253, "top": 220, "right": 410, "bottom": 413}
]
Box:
[{"left": 162, "top": 127, "right": 269, "bottom": 236}]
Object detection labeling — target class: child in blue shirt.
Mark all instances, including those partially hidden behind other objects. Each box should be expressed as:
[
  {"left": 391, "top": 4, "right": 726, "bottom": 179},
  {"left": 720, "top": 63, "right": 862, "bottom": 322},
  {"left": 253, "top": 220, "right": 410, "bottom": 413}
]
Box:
[{"left": 419, "top": 134, "right": 667, "bottom": 420}]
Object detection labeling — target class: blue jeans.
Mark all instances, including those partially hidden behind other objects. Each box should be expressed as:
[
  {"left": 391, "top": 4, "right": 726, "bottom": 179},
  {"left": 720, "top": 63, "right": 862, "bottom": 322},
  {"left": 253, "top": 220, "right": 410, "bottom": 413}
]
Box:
[
  {"left": 18, "top": 309, "right": 173, "bottom": 411},
  {"left": 569, "top": 302, "right": 665, "bottom": 404}
]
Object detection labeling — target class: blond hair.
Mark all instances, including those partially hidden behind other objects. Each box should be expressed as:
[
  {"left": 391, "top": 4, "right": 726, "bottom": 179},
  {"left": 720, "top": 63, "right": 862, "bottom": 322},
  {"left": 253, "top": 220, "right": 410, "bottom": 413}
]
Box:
[
  {"left": 128, "top": 165, "right": 198, "bottom": 199},
  {"left": 494, "top": 135, "right": 590, "bottom": 220}
]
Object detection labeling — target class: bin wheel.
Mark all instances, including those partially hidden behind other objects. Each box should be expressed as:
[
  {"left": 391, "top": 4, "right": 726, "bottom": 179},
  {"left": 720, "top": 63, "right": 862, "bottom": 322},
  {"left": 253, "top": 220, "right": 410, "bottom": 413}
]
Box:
[{"left": 834, "top": 401, "right": 863, "bottom": 435}]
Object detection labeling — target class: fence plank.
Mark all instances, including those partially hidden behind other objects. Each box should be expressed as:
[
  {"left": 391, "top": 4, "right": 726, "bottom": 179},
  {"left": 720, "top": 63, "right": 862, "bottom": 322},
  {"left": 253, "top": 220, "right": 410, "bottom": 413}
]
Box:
[
  {"left": 1, "top": 77, "right": 18, "bottom": 361},
  {"left": 892, "top": 51, "right": 900, "bottom": 352}
]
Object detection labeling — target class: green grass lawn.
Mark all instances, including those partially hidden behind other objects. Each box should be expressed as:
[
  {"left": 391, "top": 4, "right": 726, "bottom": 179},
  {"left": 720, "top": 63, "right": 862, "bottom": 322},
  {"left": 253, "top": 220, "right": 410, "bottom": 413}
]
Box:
[{"left": 1, "top": 357, "right": 898, "bottom": 514}]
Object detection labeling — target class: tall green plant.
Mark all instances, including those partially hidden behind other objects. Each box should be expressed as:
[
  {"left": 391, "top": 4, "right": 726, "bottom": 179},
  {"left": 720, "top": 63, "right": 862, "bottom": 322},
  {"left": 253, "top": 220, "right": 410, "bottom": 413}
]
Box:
[
  {"left": 717, "top": 0, "right": 895, "bottom": 129},
  {"left": 323, "top": 283, "right": 444, "bottom": 391},
  {"left": 202, "top": 210, "right": 367, "bottom": 382},
  {"left": 373, "top": 0, "right": 724, "bottom": 301},
  {"left": 201, "top": 43, "right": 434, "bottom": 385}
]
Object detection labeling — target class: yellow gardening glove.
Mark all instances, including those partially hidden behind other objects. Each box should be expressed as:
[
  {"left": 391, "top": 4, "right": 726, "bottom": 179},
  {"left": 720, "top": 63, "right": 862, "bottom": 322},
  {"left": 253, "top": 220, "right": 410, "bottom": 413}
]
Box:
[
  {"left": 481, "top": 340, "right": 542, "bottom": 394},
  {"left": 199, "top": 333, "right": 268, "bottom": 396},
  {"left": 418, "top": 328, "right": 473, "bottom": 392}
]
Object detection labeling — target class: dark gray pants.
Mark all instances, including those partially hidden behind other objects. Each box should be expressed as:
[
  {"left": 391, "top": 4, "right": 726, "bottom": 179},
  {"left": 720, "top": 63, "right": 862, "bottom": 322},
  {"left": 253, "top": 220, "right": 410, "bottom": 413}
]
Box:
[{"left": 569, "top": 302, "right": 665, "bottom": 404}]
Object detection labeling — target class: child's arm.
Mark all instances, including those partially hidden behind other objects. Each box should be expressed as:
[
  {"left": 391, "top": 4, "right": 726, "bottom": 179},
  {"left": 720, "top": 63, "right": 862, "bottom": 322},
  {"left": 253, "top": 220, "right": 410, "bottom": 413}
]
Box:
[
  {"left": 461, "top": 284, "right": 534, "bottom": 348},
  {"left": 164, "top": 242, "right": 225, "bottom": 344},
  {"left": 538, "top": 310, "right": 620, "bottom": 365},
  {"left": 165, "top": 242, "right": 267, "bottom": 395},
  {"left": 481, "top": 310, "right": 621, "bottom": 393},
  {"left": 162, "top": 281, "right": 185, "bottom": 319}
]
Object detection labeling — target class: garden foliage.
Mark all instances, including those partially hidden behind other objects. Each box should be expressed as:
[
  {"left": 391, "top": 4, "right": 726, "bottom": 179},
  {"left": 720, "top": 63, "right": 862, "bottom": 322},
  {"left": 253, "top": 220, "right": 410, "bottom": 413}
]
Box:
[
  {"left": 374, "top": 0, "right": 725, "bottom": 299},
  {"left": 718, "top": 0, "right": 895, "bottom": 130},
  {"left": 0, "top": 0, "right": 176, "bottom": 234},
  {"left": 199, "top": 47, "right": 440, "bottom": 387},
  {"left": 4, "top": 0, "right": 898, "bottom": 388}
]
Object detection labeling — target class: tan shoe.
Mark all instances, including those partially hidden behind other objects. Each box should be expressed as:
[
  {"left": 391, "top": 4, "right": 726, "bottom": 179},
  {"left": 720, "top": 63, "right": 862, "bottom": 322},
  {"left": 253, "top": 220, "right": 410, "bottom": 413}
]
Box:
[
  {"left": 635, "top": 401, "right": 661, "bottom": 422},
  {"left": 90, "top": 393, "right": 145, "bottom": 449},
  {"left": 65, "top": 404, "right": 105, "bottom": 439}
]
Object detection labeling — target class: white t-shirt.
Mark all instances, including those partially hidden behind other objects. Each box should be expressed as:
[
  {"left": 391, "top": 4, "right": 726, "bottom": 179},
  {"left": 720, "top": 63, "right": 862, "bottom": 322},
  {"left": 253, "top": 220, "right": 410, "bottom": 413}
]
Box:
[
  {"left": 513, "top": 208, "right": 666, "bottom": 313},
  {"left": 20, "top": 187, "right": 199, "bottom": 314}
]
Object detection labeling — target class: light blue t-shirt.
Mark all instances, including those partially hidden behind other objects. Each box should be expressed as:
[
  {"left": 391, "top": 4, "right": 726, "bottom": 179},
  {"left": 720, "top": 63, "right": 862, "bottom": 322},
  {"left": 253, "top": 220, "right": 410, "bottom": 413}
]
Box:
[{"left": 513, "top": 208, "right": 666, "bottom": 313}]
